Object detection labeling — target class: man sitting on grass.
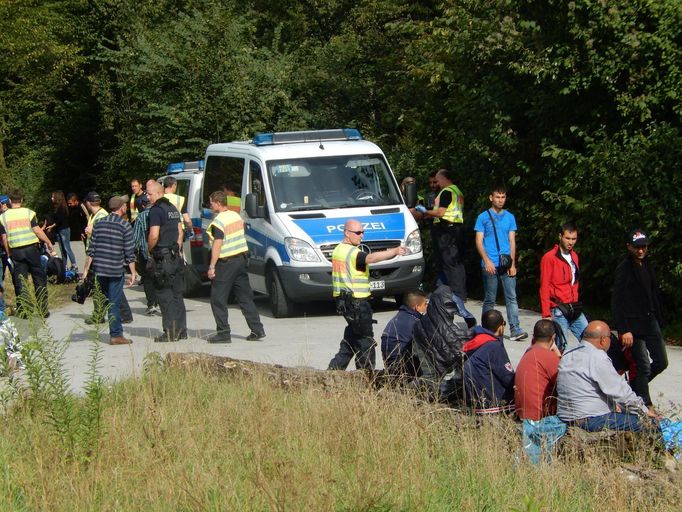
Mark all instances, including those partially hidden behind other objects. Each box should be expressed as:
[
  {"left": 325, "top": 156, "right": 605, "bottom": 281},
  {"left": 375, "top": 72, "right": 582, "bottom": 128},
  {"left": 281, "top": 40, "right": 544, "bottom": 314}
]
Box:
[
  {"left": 557, "top": 320, "right": 658, "bottom": 432},
  {"left": 514, "top": 319, "right": 566, "bottom": 463},
  {"left": 380, "top": 290, "right": 427, "bottom": 378},
  {"left": 462, "top": 309, "right": 515, "bottom": 414}
]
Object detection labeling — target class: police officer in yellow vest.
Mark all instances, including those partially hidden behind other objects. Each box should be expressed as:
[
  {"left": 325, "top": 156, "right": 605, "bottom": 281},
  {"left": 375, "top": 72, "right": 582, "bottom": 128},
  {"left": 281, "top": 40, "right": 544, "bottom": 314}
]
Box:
[
  {"left": 83, "top": 191, "right": 109, "bottom": 249},
  {"left": 205, "top": 190, "right": 265, "bottom": 344},
  {"left": 0, "top": 189, "right": 56, "bottom": 318},
  {"left": 163, "top": 176, "right": 192, "bottom": 235},
  {"left": 415, "top": 168, "right": 467, "bottom": 300},
  {"left": 328, "top": 219, "right": 406, "bottom": 371},
  {"left": 129, "top": 178, "right": 144, "bottom": 223}
]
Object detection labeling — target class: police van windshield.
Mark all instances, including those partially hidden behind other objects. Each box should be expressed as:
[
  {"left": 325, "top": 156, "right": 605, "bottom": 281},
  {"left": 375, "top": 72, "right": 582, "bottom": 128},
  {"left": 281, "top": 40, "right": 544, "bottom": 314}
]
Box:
[{"left": 267, "top": 154, "right": 402, "bottom": 212}]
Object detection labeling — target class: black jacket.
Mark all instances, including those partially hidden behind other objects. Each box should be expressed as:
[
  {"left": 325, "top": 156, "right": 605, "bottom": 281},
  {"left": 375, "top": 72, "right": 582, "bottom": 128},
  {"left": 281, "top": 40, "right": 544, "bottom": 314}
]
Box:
[
  {"left": 412, "top": 285, "right": 472, "bottom": 389},
  {"left": 611, "top": 255, "right": 663, "bottom": 335}
]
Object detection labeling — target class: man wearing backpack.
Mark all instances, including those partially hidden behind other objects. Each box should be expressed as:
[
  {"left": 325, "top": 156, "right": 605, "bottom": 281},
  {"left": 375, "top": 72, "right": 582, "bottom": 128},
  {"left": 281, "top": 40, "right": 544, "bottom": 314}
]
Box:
[{"left": 474, "top": 185, "right": 527, "bottom": 341}]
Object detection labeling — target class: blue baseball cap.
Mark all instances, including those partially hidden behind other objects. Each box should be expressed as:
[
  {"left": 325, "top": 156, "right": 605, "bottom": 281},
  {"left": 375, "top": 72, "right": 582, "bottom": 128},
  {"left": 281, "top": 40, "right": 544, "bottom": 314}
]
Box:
[{"left": 0, "top": 195, "right": 9, "bottom": 206}]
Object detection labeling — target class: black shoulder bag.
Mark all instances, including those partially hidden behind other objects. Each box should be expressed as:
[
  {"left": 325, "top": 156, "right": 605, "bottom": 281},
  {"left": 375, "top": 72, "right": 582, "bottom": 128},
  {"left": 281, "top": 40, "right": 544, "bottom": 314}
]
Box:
[{"left": 486, "top": 209, "right": 512, "bottom": 272}]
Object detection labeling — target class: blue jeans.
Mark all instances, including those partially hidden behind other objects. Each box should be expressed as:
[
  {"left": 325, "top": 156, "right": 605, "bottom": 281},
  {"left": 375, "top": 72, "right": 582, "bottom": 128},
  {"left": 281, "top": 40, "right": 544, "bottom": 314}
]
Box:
[
  {"left": 58, "top": 228, "right": 77, "bottom": 267},
  {"left": 482, "top": 270, "right": 520, "bottom": 332},
  {"left": 522, "top": 416, "right": 567, "bottom": 465},
  {"left": 574, "top": 412, "right": 651, "bottom": 433},
  {"left": 96, "top": 275, "right": 125, "bottom": 338},
  {"left": 552, "top": 309, "right": 588, "bottom": 351}
]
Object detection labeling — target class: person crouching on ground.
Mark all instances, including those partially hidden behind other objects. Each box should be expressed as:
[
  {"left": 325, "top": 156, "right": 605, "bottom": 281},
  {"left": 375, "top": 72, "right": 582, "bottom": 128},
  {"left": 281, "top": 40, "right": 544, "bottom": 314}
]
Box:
[
  {"left": 557, "top": 320, "right": 659, "bottom": 432},
  {"left": 380, "top": 290, "right": 427, "bottom": 378},
  {"left": 462, "top": 309, "right": 515, "bottom": 414},
  {"left": 515, "top": 319, "right": 566, "bottom": 463}
]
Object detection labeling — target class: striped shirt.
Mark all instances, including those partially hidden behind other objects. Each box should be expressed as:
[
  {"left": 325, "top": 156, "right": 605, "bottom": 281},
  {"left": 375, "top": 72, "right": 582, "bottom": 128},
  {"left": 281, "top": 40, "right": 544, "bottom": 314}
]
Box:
[
  {"left": 87, "top": 213, "right": 135, "bottom": 277},
  {"left": 132, "top": 208, "right": 150, "bottom": 257}
]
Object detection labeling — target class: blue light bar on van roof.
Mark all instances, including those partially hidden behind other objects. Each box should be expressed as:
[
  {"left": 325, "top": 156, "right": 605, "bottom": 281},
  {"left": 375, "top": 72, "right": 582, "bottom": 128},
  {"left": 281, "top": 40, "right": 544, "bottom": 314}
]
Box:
[
  {"left": 166, "top": 160, "right": 204, "bottom": 174},
  {"left": 252, "top": 129, "right": 363, "bottom": 146}
]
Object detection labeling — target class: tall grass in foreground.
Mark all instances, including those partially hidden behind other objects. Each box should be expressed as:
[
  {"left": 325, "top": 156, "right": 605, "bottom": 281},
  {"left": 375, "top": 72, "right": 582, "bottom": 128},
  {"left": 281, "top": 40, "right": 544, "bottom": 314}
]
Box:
[{"left": 0, "top": 365, "right": 679, "bottom": 511}]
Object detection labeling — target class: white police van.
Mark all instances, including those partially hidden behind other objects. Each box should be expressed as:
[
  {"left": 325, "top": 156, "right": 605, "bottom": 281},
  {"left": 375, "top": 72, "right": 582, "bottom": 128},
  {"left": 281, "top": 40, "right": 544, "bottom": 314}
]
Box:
[{"left": 163, "top": 129, "right": 424, "bottom": 317}]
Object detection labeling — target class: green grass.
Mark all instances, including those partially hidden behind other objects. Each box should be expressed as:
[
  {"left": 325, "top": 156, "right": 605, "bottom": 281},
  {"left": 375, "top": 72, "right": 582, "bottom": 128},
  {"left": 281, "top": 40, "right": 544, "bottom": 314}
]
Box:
[{"left": 0, "top": 365, "right": 679, "bottom": 511}]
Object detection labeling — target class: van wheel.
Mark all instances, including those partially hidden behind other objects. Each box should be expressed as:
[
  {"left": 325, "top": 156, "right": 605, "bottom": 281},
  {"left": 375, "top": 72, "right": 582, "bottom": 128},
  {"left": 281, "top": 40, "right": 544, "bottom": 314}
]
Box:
[
  {"left": 268, "top": 270, "right": 296, "bottom": 318},
  {"left": 393, "top": 294, "right": 404, "bottom": 307}
]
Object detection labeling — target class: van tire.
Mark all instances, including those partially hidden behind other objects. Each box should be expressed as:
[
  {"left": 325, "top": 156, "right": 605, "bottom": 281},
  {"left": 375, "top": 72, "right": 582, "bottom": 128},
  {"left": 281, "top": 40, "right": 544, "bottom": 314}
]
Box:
[{"left": 268, "top": 269, "right": 295, "bottom": 318}]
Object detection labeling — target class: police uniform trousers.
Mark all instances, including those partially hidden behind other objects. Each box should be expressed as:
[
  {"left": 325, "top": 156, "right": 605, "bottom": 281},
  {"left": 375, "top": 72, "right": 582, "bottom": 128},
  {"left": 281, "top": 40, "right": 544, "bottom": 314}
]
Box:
[
  {"left": 432, "top": 222, "right": 467, "bottom": 300},
  {"left": 10, "top": 243, "right": 48, "bottom": 315},
  {"left": 328, "top": 298, "right": 376, "bottom": 371},
  {"left": 152, "top": 249, "right": 187, "bottom": 337},
  {"left": 210, "top": 253, "right": 263, "bottom": 336}
]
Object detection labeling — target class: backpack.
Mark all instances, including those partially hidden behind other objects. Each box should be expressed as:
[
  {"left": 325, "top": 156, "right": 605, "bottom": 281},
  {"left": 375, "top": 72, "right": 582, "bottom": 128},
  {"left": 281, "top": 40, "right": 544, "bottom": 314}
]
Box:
[{"left": 46, "top": 256, "right": 66, "bottom": 284}]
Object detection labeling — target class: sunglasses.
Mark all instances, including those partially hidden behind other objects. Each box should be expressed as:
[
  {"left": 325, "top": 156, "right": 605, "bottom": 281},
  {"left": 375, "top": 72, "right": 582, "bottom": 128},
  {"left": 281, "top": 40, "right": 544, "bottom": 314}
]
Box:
[{"left": 346, "top": 230, "right": 364, "bottom": 235}]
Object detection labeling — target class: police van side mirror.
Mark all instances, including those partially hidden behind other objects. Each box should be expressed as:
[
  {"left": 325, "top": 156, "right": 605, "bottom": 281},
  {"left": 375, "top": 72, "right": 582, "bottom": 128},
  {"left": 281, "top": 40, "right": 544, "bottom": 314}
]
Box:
[
  {"left": 245, "top": 193, "right": 264, "bottom": 219},
  {"left": 404, "top": 182, "right": 417, "bottom": 208}
]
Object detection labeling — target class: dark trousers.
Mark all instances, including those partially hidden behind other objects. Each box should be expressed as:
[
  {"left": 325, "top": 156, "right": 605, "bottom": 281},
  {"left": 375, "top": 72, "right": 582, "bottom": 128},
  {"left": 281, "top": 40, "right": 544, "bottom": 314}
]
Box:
[
  {"left": 328, "top": 298, "right": 376, "bottom": 371},
  {"left": 138, "top": 253, "right": 158, "bottom": 308},
  {"left": 433, "top": 224, "right": 466, "bottom": 300},
  {"left": 210, "top": 254, "right": 263, "bottom": 335},
  {"left": 630, "top": 318, "right": 668, "bottom": 406},
  {"left": 92, "top": 284, "right": 132, "bottom": 322},
  {"left": 10, "top": 244, "right": 48, "bottom": 315},
  {"left": 96, "top": 275, "right": 125, "bottom": 337},
  {"left": 153, "top": 253, "right": 186, "bottom": 337}
]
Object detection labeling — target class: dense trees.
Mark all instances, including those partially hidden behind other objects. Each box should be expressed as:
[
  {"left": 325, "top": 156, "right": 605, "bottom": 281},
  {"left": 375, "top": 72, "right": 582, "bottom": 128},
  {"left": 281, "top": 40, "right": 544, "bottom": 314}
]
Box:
[{"left": 1, "top": 0, "right": 680, "bottom": 315}]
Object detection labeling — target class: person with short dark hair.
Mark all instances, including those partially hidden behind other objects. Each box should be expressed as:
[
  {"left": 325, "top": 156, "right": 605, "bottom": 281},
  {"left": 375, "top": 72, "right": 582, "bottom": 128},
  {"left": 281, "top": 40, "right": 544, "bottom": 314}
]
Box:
[
  {"left": 129, "top": 178, "right": 144, "bottom": 223},
  {"left": 206, "top": 190, "right": 264, "bottom": 343},
  {"left": 557, "top": 320, "right": 658, "bottom": 432},
  {"left": 515, "top": 319, "right": 567, "bottom": 463},
  {"left": 380, "top": 290, "right": 427, "bottom": 377},
  {"left": 539, "top": 222, "right": 586, "bottom": 351},
  {"left": 474, "top": 185, "right": 527, "bottom": 341},
  {"left": 463, "top": 309, "right": 515, "bottom": 414},
  {"left": 163, "top": 176, "right": 192, "bottom": 233},
  {"left": 82, "top": 195, "right": 136, "bottom": 345},
  {"left": 611, "top": 229, "right": 667, "bottom": 408},
  {"left": 414, "top": 169, "right": 466, "bottom": 299},
  {"left": 66, "top": 193, "right": 87, "bottom": 241},
  {"left": 131, "top": 192, "right": 158, "bottom": 316}
]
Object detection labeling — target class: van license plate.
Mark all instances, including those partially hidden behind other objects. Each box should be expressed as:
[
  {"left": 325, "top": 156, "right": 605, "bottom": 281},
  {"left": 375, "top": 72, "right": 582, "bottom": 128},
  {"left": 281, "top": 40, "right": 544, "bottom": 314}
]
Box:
[{"left": 370, "top": 280, "right": 385, "bottom": 291}]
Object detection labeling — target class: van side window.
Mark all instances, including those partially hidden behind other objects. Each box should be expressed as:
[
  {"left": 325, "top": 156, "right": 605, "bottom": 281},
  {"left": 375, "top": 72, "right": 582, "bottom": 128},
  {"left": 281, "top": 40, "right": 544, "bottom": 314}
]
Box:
[
  {"left": 249, "top": 160, "right": 265, "bottom": 207},
  {"left": 175, "top": 179, "right": 190, "bottom": 201},
  {"left": 204, "top": 156, "right": 244, "bottom": 206}
]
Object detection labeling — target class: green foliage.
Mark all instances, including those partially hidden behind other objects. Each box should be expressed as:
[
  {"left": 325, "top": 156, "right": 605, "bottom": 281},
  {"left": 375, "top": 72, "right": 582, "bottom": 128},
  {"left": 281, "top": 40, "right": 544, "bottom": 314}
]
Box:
[
  {"left": 2, "top": 0, "right": 682, "bottom": 312},
  {"left": 0, "top": 280, "right": 106, "bottom": 463}
]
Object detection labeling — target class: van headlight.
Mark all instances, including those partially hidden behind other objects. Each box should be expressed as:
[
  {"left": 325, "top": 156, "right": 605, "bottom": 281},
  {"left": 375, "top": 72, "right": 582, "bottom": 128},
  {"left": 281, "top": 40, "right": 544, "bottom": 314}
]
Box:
[
  {"left": 285, "top": 237, "right": 320, "bottom": 262},
  {"left": 404, "top": 229, "right": 422, "bottom": 255}
]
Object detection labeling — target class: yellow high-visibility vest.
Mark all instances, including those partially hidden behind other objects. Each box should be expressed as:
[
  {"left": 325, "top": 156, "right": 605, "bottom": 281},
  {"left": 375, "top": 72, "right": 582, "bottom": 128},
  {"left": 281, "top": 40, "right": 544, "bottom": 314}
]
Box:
[
  {"left": 129, "top": 195, "right": 139, "bottom": 222},
  {"left": 434, "top": 184, "right": 464, "bottom": 224},
  {"left": 227, "top": 195, "right": 241, "bottom": 213},
  {"left": 207, "top": 210, "right": 248, "bottom": 259},
  {"left": 332, "top": 242, "right": 370, "bottom": 299},
  {"left": 0, "top": 207, "right": 39, "bottom": 248},
  {"left": 86, "top": 208, "right": 108, "bottom": 247},
  {"left": 164, "top": 193, "right": 185, "bottom": 213}
]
